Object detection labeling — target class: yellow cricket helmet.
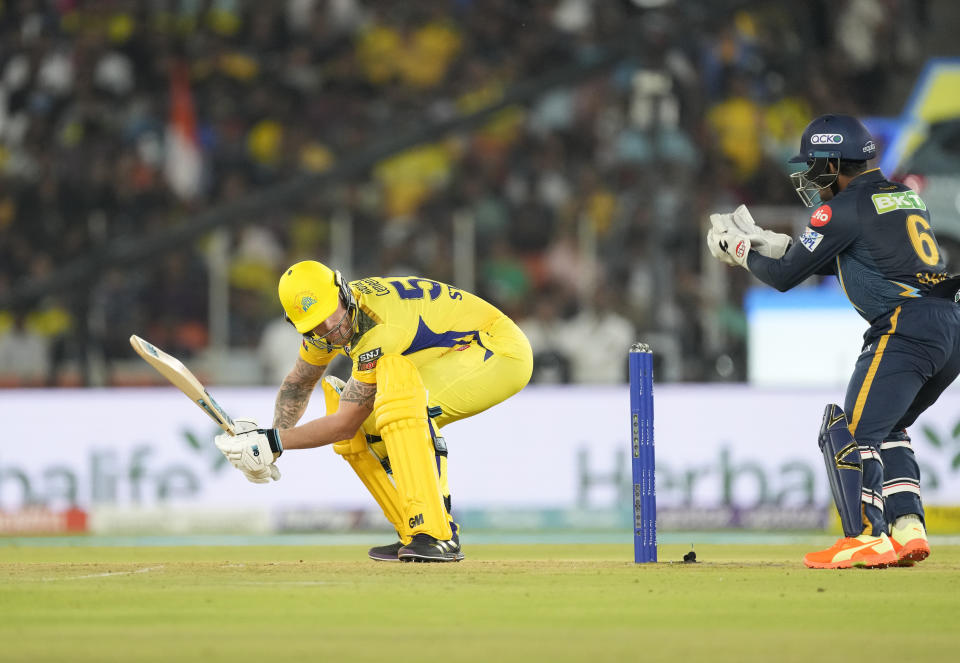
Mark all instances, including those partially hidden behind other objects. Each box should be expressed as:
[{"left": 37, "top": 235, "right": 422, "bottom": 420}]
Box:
[{"left": 278, "top": 260, "right": 344, "bottom": 333}]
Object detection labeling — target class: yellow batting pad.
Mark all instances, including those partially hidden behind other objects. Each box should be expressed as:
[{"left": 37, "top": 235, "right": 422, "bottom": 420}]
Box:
[
  {"left": 374, "top": 355, "right": 452, "bottom": 541},
  {"left": 368, "top": 438, "right": 388, "bottom": 460},
  {"left": 322, "top": 377, "right": 410, "bottom": 543},
  {"left": 320, "top": 375, "right": 347, "bottom": 417}
]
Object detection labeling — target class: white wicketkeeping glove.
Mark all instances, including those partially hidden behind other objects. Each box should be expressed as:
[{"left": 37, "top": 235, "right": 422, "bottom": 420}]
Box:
[
  {"left": 754, "top": 231, "right": 792, "bottom": 259},
  {"left": 215, "top": 418, "right": 283, "bottom": 484},
  {"left": 716, "top": 230, "right": 752, "bottom": 269},
  {"left": 710, "top": 205, "right": 792, "bottom": 261},
  {"left": 709, "top": 211, "right": 735, "bottom": 233},
  {"left": 729, "top": 204, "right": 759, "bottom": 234},
  {"left": 706, "top": 226, "right": 738, "bottom": 266},
  {"left": 732, "top": 204, "right": 792, "bottom": 259}
]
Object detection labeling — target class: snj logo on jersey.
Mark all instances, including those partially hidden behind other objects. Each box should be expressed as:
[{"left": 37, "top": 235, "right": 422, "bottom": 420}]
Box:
[
  {"left": 811, "top": 205, "right": 832, "bottom": 227},
  {"left": 810, "top": 134, "right": 843, "bottom": 144}
]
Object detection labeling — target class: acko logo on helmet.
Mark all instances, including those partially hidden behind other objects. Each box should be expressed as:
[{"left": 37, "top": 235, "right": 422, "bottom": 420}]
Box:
[{"left": 810, "top": 134, "right": 843, "bottom": 145}]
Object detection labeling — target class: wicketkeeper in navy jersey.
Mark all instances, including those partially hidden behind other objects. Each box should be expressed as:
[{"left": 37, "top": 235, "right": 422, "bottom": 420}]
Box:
[{"left": 707, "top": 114, "right": 960, "bottom": 569}]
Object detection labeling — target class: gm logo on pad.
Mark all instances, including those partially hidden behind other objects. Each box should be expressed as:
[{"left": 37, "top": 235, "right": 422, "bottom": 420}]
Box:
[{"left": 810, "top": 133, "right": 843, "bottom": 144}]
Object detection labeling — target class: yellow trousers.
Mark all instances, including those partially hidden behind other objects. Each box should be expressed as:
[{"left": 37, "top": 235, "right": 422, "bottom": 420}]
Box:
[{"left": 417, "top": 315, "right": 533, "bottom": 428}]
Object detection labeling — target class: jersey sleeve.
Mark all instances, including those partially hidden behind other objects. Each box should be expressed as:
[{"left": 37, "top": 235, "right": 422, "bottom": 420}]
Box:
[
  {"left": 348, "top": 324, "right": 405, "bottom": 384},
  {"left": 746, "top": 202, "right": 856, "bottom": 291},
  {"left": 297, "top": 339, "right": 338, "bottom": 368}
]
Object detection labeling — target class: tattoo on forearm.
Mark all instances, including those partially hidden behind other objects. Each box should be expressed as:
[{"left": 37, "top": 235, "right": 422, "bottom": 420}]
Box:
[
  {"left": 273, "top": 381, "right": 312, "bottom": 428},
  {"left": 273, "top": 360, "right": 324, "bottom": 428},
  {"left": 340, "top": 378, "right": 377, "bottom": 411}
]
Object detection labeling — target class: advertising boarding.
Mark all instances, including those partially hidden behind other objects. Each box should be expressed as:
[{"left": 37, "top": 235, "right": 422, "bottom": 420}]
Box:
[{"left": 3, "top": 386, "right": 960, "bottom": 531}]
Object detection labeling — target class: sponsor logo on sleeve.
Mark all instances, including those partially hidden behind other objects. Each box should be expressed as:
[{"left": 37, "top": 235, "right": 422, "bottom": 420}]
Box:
[
  {"left": 357, "top": 347, "right": 382, "bottom": 371},
  {"left": 810, "top": 205, "right": 832, "bottom": 227},
  {"left": 799, "top": 227, "right": 824, "bottom": 252}
]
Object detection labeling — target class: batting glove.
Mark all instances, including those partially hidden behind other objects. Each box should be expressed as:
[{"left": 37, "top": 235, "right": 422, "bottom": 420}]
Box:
[{"left": 215, "top": 419, "right": 283, "bottom": 484}]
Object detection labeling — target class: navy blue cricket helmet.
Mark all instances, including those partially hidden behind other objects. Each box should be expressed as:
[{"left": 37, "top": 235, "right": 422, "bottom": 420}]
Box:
[
  {"left": 788, "top": 114, "right": 877, "bottom": 206},
  {"left": 789, "top": 114, "right": 877, "bottom": 163}
]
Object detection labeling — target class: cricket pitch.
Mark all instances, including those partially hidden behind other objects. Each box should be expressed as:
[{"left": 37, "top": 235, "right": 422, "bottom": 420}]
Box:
[{"left": 2, "top": 542, "right": 959, "bottom": 662}]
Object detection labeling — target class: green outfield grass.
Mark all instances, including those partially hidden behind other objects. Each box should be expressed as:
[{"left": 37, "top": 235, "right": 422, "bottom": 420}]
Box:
[{"left": 2, "top": 542, "right": 960, "bottom": 662}]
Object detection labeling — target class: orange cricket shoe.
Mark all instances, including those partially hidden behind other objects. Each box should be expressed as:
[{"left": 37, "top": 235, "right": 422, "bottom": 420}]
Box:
[
  {"left": 803, "top": 532, "right": 897, "bottom": 569},
  {"left": 890, "top": 516, "right": 930, "bottom": 566}
]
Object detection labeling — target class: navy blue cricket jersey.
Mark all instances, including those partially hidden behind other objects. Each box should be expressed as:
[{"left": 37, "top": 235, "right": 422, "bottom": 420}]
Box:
[{"left": 747, "top": 169, "right": 949, "bottom": 323}]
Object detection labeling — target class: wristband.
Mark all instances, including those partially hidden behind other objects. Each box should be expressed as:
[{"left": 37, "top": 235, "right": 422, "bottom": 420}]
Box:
[{"left": 263, "top": 428, "right": 283, "bottom": 457}]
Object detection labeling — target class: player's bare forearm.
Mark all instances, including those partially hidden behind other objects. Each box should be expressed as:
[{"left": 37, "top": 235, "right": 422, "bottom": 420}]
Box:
[
  {"left": 279, "top": 377, "right": 375, "bottom": 450},
  {"left": 273, "top": 358, "right": 326, "bottom": 428},
  {"left": 340, "top": 376, "right": 377, "bottom": 409}
]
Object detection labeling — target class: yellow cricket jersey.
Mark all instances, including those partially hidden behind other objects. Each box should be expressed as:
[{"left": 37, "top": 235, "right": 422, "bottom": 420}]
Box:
[{"left": 298, "top": 276, "right": 511, "bottom": 383}]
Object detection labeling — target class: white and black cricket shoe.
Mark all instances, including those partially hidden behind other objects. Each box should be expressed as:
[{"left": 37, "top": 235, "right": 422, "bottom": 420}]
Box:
[
  {"left": 368, "top": 541, "right": 404, "bottom": 562},
  {"left": 397, "top": 533, "right": 464, "bottom": 562}
]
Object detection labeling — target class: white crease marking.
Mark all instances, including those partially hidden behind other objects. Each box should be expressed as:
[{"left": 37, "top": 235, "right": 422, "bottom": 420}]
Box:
[{"left": 41, "top": 565, "right": 165, "bottom": 582}]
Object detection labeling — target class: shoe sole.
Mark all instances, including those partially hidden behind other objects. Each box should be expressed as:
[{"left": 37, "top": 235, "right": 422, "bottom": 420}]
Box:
[
  {"left": 804, "top": 550, "right": 898, "bottom": 569},
  {"left": 368, "top": 554, "right": 401, "bottom": 562},
  {"left": 398, "top": 553, "right": 465, "bottom": 563},
  {"left": 895, "top": 539, "right": 930, "bottom": 566}
]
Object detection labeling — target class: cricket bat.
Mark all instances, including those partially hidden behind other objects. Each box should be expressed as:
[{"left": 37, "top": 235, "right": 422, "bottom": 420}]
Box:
[{"left": 129, "top": 334, "right": 237, "bottom": 435}]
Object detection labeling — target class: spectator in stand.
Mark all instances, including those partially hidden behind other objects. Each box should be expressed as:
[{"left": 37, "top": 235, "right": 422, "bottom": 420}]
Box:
[
  {"left": 0, "top": 308, "right": 50, "bottom": 385},
  {"left": 561, "top": 282, "right": 636, "bottom": 383},
  {"left": 517, "top": 284, "right": 574, "bottom": 384},
  {"left": 0, "top": 0, "right": 942, "bottom": 385}
]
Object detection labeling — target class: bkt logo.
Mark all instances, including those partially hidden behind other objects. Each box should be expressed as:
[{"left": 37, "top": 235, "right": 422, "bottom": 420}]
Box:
[{"left": 811, "top": 133, "right": 843, "bottom": 144}]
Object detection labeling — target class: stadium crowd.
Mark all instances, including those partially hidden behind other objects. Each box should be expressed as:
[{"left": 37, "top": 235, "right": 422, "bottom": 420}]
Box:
[{"left": 0, "top": 0, "right": 936, "bottom": 385}]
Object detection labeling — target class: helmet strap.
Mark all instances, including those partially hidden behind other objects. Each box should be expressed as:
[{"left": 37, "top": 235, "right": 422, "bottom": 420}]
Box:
[{"left": 333, "top": 270, "right": 359, "bottom": 346}]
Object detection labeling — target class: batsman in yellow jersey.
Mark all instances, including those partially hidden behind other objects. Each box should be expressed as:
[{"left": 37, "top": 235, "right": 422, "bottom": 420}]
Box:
[{"left": 213, "top": 260, "right": 533, "bottom": 562}]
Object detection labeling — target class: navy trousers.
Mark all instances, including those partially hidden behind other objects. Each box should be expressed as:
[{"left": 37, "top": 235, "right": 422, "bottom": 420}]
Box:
[{"left": 843, "top": 297, "right": 960, "bottom": 529}]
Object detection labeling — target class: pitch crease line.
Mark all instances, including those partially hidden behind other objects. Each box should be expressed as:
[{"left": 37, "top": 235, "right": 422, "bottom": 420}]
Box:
[{"left": 41, "top": 565, "right": 165, "bottom": 582}]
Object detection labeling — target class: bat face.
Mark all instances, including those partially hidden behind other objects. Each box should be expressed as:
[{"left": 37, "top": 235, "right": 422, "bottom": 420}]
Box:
[{"left": 129, "top": 334, "right": 236, "bottom": 435}]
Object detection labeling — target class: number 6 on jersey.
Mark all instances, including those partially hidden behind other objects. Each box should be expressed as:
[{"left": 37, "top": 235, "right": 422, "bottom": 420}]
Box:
[{"left": 128, "top": 334, "right": 237, "bottom": 435}]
